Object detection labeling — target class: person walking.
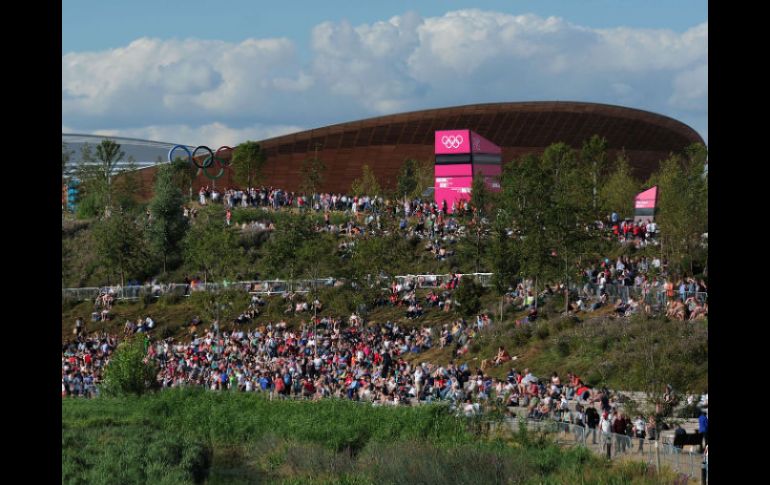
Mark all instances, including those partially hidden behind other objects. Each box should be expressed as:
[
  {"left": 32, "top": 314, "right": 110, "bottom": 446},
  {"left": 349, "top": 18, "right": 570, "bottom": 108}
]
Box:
[
  {"left": 698, "top": 411, "right": 708, "bottom": 451},
  {"left": 586, "top": 406, "right": 600, "bottom": 445}
]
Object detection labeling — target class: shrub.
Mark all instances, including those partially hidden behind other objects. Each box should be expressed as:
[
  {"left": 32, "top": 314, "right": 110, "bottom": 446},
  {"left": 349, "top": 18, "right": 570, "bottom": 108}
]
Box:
[
  {"left": 101, "top": 335, "right": 158, "bottom": 396},
  {"left": 453, "top": 277, "right": 484, "bottom": 317},
  {"left": 535, "top": 324, "right": 550, "bottom": 340}
]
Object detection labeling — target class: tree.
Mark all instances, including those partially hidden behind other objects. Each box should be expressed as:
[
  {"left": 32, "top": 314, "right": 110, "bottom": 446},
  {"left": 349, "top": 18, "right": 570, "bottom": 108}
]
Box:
[
  {"left": 259, "top": 213, "right": 315, "bottom": 280},
  {"left": 396, "top": 159, "right": 418, "bottom": 198},
  {"left": 500, "top": 143, "right": 594, "bottom": 301},
  {"left": 231, "top": 141, "right": 266, "bottom": 188},
  {"left": 75, "top": 139, "right": 125, "bottom": 214},
  {"left": 394, "top": 158, "right": 434, "bottom": 199},
  {"left": 600, "top": 152, "right": 639, "bottom": 218},
  {"left": 350, "top": 165, "right": 381, "bottom": 196},
  {"left": 148, "top": 164, "right": 189, "bottom": 274},
  {"left": 471, "top": 171, "right": 493, "bottom": 220},
  {"left": 453, "top": 277, "right": 485, "bottom": 317},
  {"left": 102, "top": 335, "right": 158, "bottom": 396},
  {"left": 92, "top": 210, "right": 148, "bottom": 286},
  {"left": 168, "top": 156, "right": 198, "bottom": 200},
  {"left": 183, "top": 206, "right": 245, "bottom": 283},
  {"left": 652, "top": 145, "right": 708, "bottom": 275},
  {"left": 489, "top": 210, "right": 519, "bottom": 295},
  {"left": 300, "top": 155, "right": 326, "bottom": 195},
  {"left": 95, "top": 139, "right": 126, "bottom": 208},
  {"left": 580, "top": 135, "right": 609, "bottom": 214}
]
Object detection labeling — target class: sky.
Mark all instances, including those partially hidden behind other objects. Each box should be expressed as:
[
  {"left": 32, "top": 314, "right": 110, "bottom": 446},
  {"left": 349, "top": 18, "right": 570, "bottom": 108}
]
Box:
[{"left": 62, "top": 1, "right": 708, "bottom": 147}]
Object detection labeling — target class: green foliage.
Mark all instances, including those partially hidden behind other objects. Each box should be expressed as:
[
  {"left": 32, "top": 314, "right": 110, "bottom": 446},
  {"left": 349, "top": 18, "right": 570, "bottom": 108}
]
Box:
[
  {"left": 652, "top": 144, "right": 708, "bottom": 275},
  {"left": 62, "top": 425, "right": 211, "bottom": 485},
  {"left": 260, "top": 212, "right": 315, "bottom": 280},
  {"left": 600, "top": 151, "right": 639, "bottom": 218},
  {"left": 580, "top": 134, "right": 609, "bottom": 215},
  {"left": 148, "top": 164, "right": 188, "bottom": 273},
  {"left": 75, "top": 139, "right": 127, "bottom": 213},
  {"left": 470, "top": 171, "right": 493, "bottom": 219},
  {"left": 75, "top": 190, "right": 104, "bottom": 219},
  {"left": 396, "top": 159, "right": 418, "bottom": 198},
  {"left": 102, "top": 335, "right": 158, "bottom": 396},
  {"left": 300, "top": 156, "right": 326, "bottom": 195},
  {"left": 62, "top": 389, "right": 673, "bottom": 484},
  {"left": 350, "top": 164, "right": 382, "bottom": 197},
  {"left": 168, "top": 157, "right": 198, "bottom": 199},
  {"left": 453, "top": 277, "right": 485, "bottom": 317},
  {"left": 231, "top": 141, "right": 266, "bottom": 188},
  {"left": 92, "top": 210, "right": 150, "bottom": 286},
  {"left": 500, "top": 144, "right": 594, "bottom": 287},
  {"left": 489, "top": 211, "right": 519, "bottom": 295},
  {"left": 183, "top": 205, "right": 247, "bottom": 282}
]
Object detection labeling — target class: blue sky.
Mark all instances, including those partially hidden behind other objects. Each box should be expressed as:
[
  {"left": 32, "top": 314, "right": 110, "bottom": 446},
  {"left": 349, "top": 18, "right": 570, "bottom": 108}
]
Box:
[{"left": 63, "top": 1, "right": 708, "bottom": 146}]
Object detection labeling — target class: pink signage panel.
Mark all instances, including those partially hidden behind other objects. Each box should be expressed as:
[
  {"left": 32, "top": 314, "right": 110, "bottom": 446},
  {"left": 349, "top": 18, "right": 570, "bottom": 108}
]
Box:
[
  {"left": 469, "top": 132, "right": 502, "bottom": 155},
  {"left": 435, "top": 163, "right": 473, "bottom": 177},
  {"left": 435, "top": 176, "right": 473, "bottom": 213},
  {"left": 634, "top": 186, "right": 658, "bottom": 209},
  {"left": 435, "top": 130, "right": 471, "bottom": 154}
]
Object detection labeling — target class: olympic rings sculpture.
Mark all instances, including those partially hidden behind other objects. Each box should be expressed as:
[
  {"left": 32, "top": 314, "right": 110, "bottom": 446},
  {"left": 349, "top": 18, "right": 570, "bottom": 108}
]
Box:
[
  {"left": 168, "top": 145, "right": 234, "bottom": 180},
  {"left": 441, "top": 135, "right": 464, "bottom": 149}
]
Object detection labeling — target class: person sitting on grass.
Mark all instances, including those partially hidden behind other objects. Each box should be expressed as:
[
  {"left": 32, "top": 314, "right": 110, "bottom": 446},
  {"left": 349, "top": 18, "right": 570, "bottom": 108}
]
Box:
[{"left": 494, "top": 346, "right": 511, "bottom": 366}]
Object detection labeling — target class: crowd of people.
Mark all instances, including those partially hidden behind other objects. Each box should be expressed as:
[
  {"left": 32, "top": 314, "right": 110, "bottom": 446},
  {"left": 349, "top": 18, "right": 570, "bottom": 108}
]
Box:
[{"left": 62, "top": 312, "right": 709, "bottom": 454}]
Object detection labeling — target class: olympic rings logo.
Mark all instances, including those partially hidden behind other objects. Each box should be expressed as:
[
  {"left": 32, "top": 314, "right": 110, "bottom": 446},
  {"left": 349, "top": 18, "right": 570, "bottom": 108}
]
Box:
[
  {"left": 441, "top": 135, "right": 464, "bottom": 149},
  {"left": 168, "top": 145, "right": 233, "bottom": 180}
]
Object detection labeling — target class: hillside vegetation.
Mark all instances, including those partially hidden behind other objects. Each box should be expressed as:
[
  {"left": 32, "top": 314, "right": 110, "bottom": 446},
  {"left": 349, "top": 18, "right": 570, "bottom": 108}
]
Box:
[{"left": 63, "top": 389, "right": 677, "bottom": 485}]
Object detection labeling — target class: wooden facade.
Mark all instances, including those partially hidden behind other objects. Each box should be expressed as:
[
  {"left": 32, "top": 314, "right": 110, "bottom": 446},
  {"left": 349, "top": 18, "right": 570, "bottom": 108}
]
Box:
[{"left": 131, "top": 101, "right": 704, "bottom": 196}]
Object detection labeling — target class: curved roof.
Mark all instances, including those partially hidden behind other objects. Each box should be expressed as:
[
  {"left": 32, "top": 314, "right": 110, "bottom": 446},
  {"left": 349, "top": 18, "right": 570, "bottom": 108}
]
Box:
[
  {"left": 253, "top": 101, "right": 702, "bottom": 192},
  {"left": 260, "top": 101, "right": 702, "bottom": 155},
  {"left": 117, "top": 102, "right": 704, "bottom": 196}
]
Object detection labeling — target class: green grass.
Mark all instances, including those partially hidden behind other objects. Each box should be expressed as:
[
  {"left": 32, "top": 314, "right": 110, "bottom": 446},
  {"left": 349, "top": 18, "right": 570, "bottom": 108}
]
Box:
[{"left": 62, "top": 389, "right": 678, "bottom": 484}]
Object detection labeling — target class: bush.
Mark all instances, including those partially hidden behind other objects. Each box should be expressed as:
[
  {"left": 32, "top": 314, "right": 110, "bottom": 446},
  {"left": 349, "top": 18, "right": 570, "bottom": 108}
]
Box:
[
  {"left": 535, "top": 324, "right": 550, "bottom": 340},
  {"left": 453, "top": 277, "right": 484, "bottom": 317},
  {"left": 102, "top": 336, "right": 158, "bottom": 396}
]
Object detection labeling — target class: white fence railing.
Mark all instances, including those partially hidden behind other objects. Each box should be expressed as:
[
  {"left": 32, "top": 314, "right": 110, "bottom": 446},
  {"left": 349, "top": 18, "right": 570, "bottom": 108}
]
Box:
[{"left": 62, "top": 273, "right": 497, "bottom": 302}]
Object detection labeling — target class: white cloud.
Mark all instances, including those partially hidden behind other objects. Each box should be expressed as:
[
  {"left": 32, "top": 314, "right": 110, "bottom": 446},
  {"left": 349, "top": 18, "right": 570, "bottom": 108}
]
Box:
[
  {"left": 92, "top": 122, "right": 304, "bottom": 148},
  {"left": 63, "top": 9, "right": 708, "bottom": 145}
]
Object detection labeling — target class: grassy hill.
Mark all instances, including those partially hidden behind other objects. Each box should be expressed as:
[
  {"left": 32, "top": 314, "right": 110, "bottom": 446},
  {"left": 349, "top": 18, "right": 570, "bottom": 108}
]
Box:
[{"left": 62, "top": 286, "right": 707, "bottom": 393}]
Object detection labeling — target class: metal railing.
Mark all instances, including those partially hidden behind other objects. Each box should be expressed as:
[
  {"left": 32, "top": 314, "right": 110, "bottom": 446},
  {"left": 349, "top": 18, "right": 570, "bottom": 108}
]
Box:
[
  {"left": 390, "top": 273, "right": 494, "bottom": 289},
  {"left": 62, "top": 278, "right": 341, "bottom": 302},
  {"left": 572, "top": 282, "right": 707, "bottom": 309},
  {"left": 501, "top": 417, "right": 705, "bottom": 482}
]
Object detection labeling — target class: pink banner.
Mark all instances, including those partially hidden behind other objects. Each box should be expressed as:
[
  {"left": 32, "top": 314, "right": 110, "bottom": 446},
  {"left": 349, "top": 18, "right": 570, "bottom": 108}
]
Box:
[
  {"left": 435, "top": 176, "right": 472, "bottom": 213},
  {"left": 634, "top": 186, "right": 658, "bottom": 209},
  {"left": 435, "top": 130, "right": 471, "bottom": 154},
  {"left": 435, "top": 163, "right": 473, "bottom": 177},
  {"left": 469, "top": 132, "right": 502, "bottom": 155}
]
